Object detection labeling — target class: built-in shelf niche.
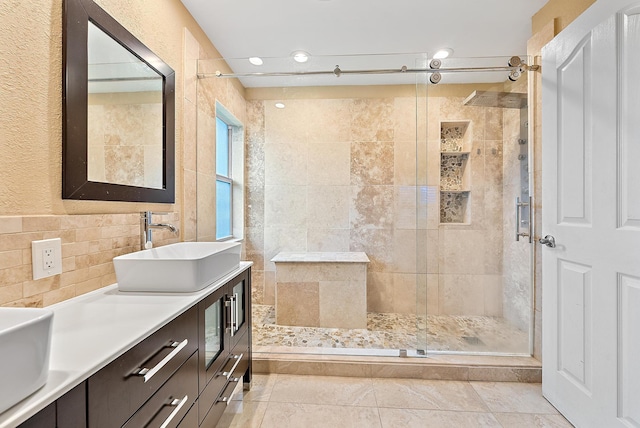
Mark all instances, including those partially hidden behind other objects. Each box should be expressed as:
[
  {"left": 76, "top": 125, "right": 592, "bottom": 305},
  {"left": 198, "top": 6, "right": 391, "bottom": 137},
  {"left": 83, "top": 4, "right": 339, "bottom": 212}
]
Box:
[{"left": 440, "top": 120, "right": 472, "bottom": 224}]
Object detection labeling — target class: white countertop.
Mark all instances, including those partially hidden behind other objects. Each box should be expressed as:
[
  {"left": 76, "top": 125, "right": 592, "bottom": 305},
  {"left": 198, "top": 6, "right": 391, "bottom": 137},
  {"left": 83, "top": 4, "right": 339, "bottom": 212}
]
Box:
[{"left": 0, "top": 262, "right": 252, "bottom": 428}]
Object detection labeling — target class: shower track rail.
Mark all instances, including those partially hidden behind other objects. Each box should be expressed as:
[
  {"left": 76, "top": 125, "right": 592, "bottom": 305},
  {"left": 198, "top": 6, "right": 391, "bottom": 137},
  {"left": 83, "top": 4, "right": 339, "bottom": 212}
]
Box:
[{"left": 197, "top": 64, "right": 539, "bottom": 79}]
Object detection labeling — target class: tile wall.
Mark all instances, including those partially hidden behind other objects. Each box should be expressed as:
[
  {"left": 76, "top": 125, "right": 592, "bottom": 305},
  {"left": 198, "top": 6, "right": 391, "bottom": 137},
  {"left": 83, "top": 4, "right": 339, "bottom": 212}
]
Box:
[
  {"left": 246, "top": 90, "right": 515, "bottom": 319},
  {"left": 0, "top": 213, "right": 179, "bottom": 308}
]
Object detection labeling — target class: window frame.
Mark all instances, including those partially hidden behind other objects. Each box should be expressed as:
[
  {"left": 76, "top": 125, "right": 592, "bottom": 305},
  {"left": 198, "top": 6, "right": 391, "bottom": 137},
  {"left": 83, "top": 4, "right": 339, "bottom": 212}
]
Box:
[{"left": 215, "top": 119, "right": 233, "bottom": 241}]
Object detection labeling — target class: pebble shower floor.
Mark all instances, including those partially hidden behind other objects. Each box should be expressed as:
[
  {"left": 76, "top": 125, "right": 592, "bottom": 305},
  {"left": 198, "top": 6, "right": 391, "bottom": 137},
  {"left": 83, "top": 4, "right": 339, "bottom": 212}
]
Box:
[{"left": 252, "top": 305, "right": 529, "bottom": 354}]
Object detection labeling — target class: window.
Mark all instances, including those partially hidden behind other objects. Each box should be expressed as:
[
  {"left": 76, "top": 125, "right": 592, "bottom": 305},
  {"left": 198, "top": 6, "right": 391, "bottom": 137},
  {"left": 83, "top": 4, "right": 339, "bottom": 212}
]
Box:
[{"left": 216, "top": 116, "right": 232, "bottom": 240}]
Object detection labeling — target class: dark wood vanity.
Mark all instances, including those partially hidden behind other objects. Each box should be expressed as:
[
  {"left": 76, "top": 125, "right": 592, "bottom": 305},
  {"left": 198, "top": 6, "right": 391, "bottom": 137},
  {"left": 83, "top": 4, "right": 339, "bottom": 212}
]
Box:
[{"left": 18, "top": 268, "right": 251, "bottom": 428}]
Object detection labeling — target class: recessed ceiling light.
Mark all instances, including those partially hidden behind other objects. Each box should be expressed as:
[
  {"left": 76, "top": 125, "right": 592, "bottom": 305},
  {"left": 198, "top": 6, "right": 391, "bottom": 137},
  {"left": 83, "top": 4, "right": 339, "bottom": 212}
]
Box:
[
  {"left": 275, "top": 102, "right": 285, "bottom": 109},
  {"left": 433, "top": 48, "right": 453, "bottom": 60},
  {"left": 291, "top": 51, "right": 310, "bottom": 63},
  {"left": 249, "top": 57, "right": 263, "bottom": 66}
]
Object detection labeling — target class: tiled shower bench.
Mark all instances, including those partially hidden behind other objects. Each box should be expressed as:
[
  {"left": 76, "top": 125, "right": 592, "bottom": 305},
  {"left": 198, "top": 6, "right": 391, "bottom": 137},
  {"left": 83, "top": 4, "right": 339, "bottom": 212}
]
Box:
[{"left": 271, "top": 252, "right": 370, "bottom": 329}]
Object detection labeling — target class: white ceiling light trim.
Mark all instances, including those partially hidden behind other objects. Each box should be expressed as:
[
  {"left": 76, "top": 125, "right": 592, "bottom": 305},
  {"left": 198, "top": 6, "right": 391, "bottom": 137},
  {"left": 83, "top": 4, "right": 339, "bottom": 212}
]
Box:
[
  {"left": 249, "top": 57, "right": 263, "bottom": 65},
  {"left": 433, "top": 48, "right": 453, "bottom": 59},
  {"left": 292, "top": 51, "right": 310, "bottom": 63}
]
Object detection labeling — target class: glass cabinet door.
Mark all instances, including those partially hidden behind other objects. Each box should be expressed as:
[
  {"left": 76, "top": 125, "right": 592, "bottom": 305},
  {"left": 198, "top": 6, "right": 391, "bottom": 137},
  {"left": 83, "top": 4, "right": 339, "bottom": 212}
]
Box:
[
  {"left": 204, "top": 298, "right": 222, "bottom": 369},
  {"left": 232, "top": 280, "right": 245, "bottom": 334}
]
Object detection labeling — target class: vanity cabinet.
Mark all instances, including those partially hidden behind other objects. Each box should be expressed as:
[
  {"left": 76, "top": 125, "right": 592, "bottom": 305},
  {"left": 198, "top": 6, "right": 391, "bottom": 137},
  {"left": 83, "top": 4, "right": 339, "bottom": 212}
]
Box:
[{"left": 13, "top": 266, "right": 251, "bottom": 428}]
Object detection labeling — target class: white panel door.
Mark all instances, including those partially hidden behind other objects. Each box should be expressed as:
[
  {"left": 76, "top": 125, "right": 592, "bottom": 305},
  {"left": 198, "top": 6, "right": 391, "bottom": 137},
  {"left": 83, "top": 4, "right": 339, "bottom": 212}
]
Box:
[{"left": 542, "top": 1, "right": 640, "bottom": 427}]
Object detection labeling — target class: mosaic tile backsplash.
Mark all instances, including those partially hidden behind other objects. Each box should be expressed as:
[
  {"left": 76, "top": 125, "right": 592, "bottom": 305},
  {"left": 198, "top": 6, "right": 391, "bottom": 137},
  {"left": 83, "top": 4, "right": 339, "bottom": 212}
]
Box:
[
  {"left": 440, "top": 124, "right": 467, "bottom": 152},
  {"left": 440, "top": 154, "right": 468, "bottom": 191},
  {"left": 440, "top": 191, "right": 469, "bottom": 223}
]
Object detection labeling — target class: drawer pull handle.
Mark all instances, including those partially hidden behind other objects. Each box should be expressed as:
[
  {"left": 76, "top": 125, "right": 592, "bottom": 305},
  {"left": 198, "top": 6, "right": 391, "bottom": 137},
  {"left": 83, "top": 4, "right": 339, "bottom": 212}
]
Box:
[
  {"left": 217, "top": 377, "right": 241, "bottom": 406},
  {"left": 220, "top": 353, "right": 243, "bottom": 380},
  {"left": 135, "top": 339, "right": 188, "bottom": 383},
  {"left": 159, "top": 395, "right": 188, "bottom": 428}
]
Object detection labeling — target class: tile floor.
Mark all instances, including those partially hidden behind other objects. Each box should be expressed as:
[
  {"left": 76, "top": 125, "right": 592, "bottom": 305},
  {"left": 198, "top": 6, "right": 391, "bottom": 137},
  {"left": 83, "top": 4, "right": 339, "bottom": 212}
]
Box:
[{"left": 217, "top": 374, "right": 574, "bottom": 427}]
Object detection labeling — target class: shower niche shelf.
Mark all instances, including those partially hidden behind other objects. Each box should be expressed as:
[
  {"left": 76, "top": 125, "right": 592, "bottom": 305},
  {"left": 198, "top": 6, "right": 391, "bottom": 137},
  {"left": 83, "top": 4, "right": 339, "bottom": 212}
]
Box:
[{"left": 440, "top": 120, "right": 472, "bottom": 224}]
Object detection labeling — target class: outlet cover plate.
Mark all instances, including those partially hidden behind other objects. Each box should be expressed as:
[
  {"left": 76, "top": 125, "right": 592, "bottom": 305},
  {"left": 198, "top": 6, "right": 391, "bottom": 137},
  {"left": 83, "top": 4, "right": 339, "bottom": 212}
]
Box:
[{"left": 32, "top": 238, "right": 62, "bottom": 280}]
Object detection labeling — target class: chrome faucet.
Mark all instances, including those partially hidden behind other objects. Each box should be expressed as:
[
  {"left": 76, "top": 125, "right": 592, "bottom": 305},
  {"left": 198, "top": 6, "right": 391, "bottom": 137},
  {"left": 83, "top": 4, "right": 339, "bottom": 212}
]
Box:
[{"left": 141, "top": 211, "right": 178, "bottom": 250}]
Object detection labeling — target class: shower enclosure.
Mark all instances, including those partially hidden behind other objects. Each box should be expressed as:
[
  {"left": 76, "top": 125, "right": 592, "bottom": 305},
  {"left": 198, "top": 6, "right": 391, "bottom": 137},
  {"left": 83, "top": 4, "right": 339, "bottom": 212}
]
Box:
[{"left": 195, "top": 54, "right": 534, "bottom": 357}]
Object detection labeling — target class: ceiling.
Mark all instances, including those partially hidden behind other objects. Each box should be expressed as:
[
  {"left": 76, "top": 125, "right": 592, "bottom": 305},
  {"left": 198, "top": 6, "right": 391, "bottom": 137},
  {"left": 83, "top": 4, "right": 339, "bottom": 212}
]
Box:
[{"left": 180, "top": 0, "right": 548, "bottom": 87}]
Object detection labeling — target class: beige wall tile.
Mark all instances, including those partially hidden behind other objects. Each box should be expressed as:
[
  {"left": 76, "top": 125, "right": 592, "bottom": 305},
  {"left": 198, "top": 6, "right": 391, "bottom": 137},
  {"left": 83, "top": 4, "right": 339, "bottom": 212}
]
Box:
[
  {"left": 393, "top": 273, "right": 417, "bottom": 314},
  {"left": 350, "top": 98, "right": 394, "bottom": 142},
  {"left": 264, "top": 143, "right": 308, "bottom": 185},
  {"left": 306, "top": 186, "right": 349, "bottom": 229},
  {"left": 307, "top": 143, "right": 351, "bottom": 185},
  {"left": 276, "top": 282, "right": 319, "bottom": 327},
  {"left": 42, "top": 286, "right": 76, "bottom": 307},
  {"left": 264, "top": 185, "right": 307, "bottom": 227},
  {"left": 0, "top": 217, "right": 22, "bottom": 234},
  {"left": 439, "top": 274, "right": 485, "bottom": 316},
  {"left": 350, "top": 228, "right": 393, "bottom": 272},
  {"left": 307, "top": 229, "right": 350, "bottom": 252},
  {"left": 367, "top": 271, "right": 394, "bottom": 313},
  {"left": 319, "top": 280, "right": 367, "bottom": 328},
  {"left": 23, "top": 276, "right": 60, "bottom": 298},
  {"left": 350, "top": 141, "right": 394, "bottom": 186},
  {"left": 22, "top": 216, "right": 61, "bottom": 232},
  {"left": 0, "top": 283, "right": 22, "bottom": 305},
  {"left": 394, "top": 140, "right": 417, "bottom": 187},
  {"left": 0, "top": 250, "right": 22, "bottom": 269},
  {"left": 264, "top": 271, "right": 276, "bottom": 305},
  {"left": 350, "top": 186, "right": 394, "bottom": 230},
  {"left": 183, "top": 99, "right": 197, "bottom": 172}
]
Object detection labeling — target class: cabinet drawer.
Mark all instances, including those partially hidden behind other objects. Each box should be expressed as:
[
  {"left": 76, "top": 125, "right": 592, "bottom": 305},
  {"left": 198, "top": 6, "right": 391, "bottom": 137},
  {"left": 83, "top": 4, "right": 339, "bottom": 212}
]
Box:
[
  {"left": 229, "top": 331, "right": 249, "bottom": 380},
  {"left": 123, "top": 352, "right": 197, "bottom": 428},
  {"left": 198, "top": 334, "right": 248, "bottom": 425},
  {"left": 88, "top": 306, "right": 198, "bottom": 428},
  {"left": 177, "top": 401, "right": 198, "bottom": 428},
  {"left": 200, "top": 378, "right": 239, "bottom": 428}
]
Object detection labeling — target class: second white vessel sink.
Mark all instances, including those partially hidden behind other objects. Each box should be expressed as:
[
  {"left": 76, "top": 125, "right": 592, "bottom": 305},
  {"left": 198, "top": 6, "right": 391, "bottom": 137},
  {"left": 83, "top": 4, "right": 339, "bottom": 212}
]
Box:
[
  {"left": 0, "top": 307, "right": 53, "bottom": 414},
  {"left": 114, "top": 242, "right": 242, "bottom": 292}
]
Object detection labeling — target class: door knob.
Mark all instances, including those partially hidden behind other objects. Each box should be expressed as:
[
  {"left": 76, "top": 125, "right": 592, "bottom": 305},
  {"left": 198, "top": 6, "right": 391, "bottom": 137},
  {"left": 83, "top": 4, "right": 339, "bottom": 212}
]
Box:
[{"left": 539, "top": 235, "right": 556, "bottom": 248}]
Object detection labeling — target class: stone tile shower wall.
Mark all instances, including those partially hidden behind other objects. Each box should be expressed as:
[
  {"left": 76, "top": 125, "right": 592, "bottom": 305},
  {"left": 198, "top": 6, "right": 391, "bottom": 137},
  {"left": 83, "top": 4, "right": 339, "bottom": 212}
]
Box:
[
  {"left": 246, "top": 92, "right": 507, "bottom": 318},
  {"left": 429, "top": 96, "right": 506, "bottom": 317},
  {"left": 245, "top": 96, "right": 426, "bottom": 315}
]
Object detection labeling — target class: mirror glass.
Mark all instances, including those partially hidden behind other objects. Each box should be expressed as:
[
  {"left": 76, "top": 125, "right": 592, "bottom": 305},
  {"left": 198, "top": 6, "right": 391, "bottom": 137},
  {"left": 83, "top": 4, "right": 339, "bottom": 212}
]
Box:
[
  {"left": 63, "top": 0, "right": 175, "bottom": 203},
  {"left": 87, "top": 22, "right": 163, "bottom": 189}
]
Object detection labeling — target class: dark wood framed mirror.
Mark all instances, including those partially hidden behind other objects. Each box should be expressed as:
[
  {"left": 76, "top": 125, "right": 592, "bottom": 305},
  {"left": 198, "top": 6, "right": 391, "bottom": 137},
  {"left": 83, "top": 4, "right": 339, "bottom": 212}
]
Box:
[{"left": 63, "top": 0, "right": 175, "bottom": 202}]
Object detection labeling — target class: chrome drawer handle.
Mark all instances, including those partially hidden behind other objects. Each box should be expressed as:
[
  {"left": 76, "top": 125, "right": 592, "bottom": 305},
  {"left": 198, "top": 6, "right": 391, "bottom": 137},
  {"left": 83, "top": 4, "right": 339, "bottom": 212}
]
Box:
[
  {"left": 135, "top": 339, "right": 188, "bottom": 383},
  {"left": 159, "top": 395, "right": 188, "bottom": 428},
  {"left": 216, "top": 378, "right": 241, "bottom": 406},
  {"left": 220, "top": 353, "right": 243, "bottom": 380}
]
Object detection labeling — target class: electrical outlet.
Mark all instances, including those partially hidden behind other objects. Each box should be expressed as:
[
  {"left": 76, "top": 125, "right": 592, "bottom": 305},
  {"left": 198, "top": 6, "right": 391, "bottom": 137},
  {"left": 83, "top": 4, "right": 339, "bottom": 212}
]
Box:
[
  {"left": 32, "top": 238, "right": 62, "bottom": 280},
  {"left": 43, "top": 248, "right": 54, "bottom": 269}
]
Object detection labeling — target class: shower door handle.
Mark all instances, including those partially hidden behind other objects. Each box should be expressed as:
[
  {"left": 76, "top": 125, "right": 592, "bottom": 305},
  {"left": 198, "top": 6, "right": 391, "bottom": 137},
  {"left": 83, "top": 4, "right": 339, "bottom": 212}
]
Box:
[
  {"left": 515, "top": 197, "right": 532, "bottom": 243},
  {"left": 539, "top": 235, "right": 556, "bottom": 248}
]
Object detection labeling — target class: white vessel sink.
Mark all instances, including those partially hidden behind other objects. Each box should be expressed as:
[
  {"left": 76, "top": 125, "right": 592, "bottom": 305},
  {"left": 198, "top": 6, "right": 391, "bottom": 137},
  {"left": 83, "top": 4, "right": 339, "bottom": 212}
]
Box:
[
  {"left": 114, "top": 242, "right": 242, "bottom": 292},
  {"left": 0, "top": 307, "right": 53, "bottom": 414}
]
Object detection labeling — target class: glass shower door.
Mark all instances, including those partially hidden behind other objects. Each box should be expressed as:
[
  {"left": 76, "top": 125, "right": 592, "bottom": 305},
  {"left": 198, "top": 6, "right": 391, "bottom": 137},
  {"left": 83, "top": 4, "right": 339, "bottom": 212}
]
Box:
[{"left": 418, "top": 56, "right": 534, "bottom": 355}]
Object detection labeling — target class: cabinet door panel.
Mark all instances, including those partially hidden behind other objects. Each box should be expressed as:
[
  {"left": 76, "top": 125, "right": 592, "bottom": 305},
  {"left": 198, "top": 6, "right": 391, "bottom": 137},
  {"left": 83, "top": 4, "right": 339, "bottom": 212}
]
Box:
[
  {"left": 17, "top": 403, "right": 55, "bottom": 428},
  {"left": 57, "top": 382, "right": 86, "bottom": 428}
]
